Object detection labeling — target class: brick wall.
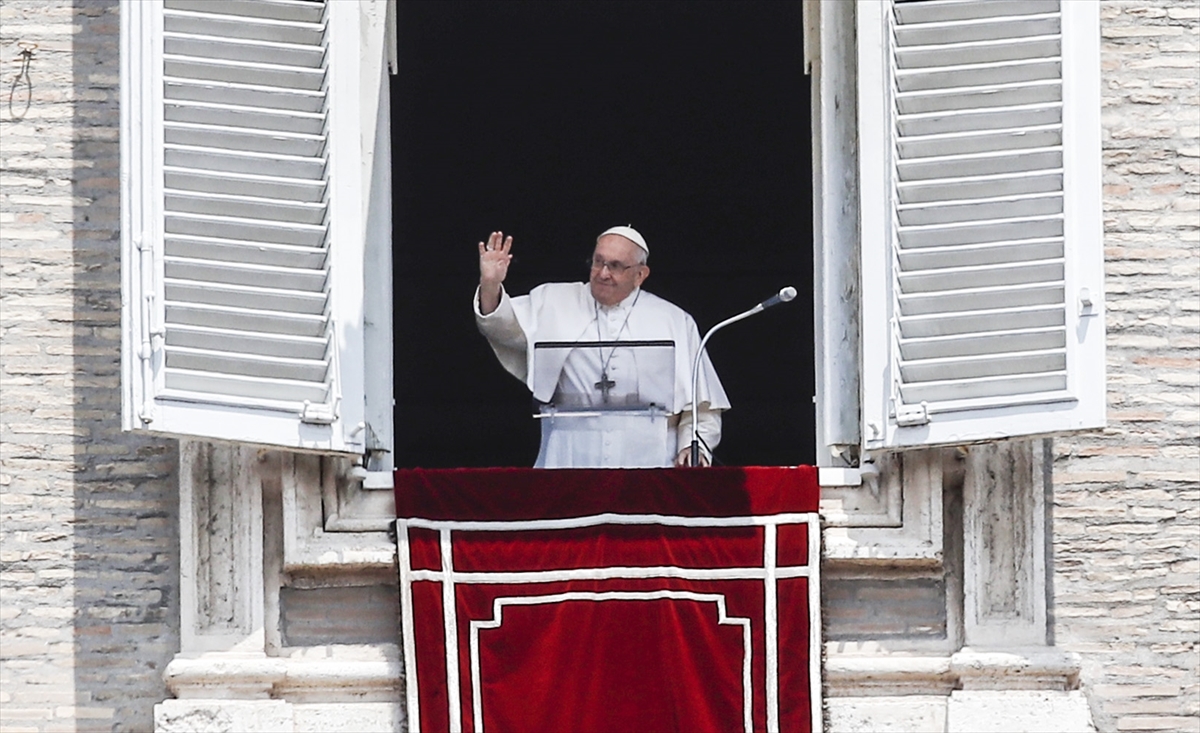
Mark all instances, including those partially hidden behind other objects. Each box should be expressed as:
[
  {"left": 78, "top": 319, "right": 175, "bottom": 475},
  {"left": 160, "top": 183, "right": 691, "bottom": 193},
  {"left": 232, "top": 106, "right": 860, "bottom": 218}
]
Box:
[
  {"left": 0, "top": 2, "right": 179, "bottom": 732},
  {"left": 1053, "top": 2, "right": 1200, "bottom": 732}
]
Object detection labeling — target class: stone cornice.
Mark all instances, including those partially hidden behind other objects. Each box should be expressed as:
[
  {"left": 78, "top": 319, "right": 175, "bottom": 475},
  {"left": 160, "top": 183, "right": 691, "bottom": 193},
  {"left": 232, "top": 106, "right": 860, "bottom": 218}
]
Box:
[
  {"left": 165, "top": 654, "right": 403, "bottom": 703},
  {"left": 825, "top": 647, "right": 1082, "bottom": 697}
]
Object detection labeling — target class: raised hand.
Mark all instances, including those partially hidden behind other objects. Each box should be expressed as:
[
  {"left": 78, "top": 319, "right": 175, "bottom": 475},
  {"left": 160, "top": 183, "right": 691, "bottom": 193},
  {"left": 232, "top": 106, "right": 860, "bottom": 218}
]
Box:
[
  {"left": 478, "top": 231, "right": 513, "bottom": 284},
  {"left": 477, "top": 231, "right": 513, "bottom": 315}
]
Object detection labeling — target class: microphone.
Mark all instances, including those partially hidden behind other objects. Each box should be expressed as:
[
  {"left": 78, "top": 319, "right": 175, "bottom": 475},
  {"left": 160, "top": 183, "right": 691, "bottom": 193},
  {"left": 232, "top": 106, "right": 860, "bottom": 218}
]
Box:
[
  {"left": 756, "top": 286, "right": 798, "bottom": 312},
  {"left": 689, "top": 286, "right": 798, "bottom": 467}
]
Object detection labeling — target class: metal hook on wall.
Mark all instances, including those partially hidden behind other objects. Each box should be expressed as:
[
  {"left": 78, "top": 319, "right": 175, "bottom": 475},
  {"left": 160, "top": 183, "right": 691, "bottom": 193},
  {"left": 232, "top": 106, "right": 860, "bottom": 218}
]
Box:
[{"left": 8, "top": 41, "right": 37, "bottom": 121}]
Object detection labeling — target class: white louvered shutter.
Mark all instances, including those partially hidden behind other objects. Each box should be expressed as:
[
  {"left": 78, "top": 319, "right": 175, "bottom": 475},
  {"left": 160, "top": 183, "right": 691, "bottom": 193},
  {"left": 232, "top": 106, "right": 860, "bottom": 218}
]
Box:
[
  {"left": 121, "top": 0, "right": 372, "bottom": 453},
  {"left": 858, "top": 0, "right": 1104, "bottom": 451}
]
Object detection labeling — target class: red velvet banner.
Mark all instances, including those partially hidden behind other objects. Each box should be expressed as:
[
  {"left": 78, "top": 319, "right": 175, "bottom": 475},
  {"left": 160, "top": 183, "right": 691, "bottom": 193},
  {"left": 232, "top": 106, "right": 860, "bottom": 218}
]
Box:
[{"left": 395, "top": 467, "right": 821, "bottom": 733}]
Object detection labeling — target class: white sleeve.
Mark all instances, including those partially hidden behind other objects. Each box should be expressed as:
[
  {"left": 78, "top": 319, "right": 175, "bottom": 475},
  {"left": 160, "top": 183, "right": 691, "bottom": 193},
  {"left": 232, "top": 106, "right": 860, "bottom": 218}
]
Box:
[
  {"left": 474, "top": 285, "right": 528, "bottom": 382},
  {"left": 676, "top": 405, "right": 722, "bottom": 460}
]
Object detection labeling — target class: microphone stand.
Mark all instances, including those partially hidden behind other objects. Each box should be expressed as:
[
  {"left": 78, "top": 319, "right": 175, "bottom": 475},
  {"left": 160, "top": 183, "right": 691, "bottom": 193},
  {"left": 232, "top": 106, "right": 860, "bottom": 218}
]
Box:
[{"left": 689, "top": 287, "right": 796, "bottom": 467}]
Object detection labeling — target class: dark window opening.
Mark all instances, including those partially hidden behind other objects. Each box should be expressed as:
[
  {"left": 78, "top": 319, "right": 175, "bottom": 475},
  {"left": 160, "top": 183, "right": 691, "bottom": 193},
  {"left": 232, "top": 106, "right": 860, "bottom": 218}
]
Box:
[{"left": 393, "top": 0, "right": 814, "bottom": 467}]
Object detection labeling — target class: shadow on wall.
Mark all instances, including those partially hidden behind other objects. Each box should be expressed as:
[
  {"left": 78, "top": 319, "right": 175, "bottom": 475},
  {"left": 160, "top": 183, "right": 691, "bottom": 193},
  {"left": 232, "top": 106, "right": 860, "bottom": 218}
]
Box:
[{"left": 71, "top": 1, "right": 181, "bottom": 729}]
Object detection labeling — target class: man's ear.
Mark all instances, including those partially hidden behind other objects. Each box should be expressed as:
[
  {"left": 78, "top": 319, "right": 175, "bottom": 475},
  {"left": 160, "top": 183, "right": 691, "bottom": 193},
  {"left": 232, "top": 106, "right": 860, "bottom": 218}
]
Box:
[{"left": 636, "top": 265, "right": 650, "bottom": 287}]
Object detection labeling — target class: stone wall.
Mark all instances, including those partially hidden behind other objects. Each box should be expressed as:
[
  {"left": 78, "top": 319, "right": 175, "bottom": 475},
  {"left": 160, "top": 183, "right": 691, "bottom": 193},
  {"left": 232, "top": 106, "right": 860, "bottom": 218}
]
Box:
[
  {"left": 1053, "top": 2, "right": 1200, "bottom": 732},
  {"left": 0, "top": 2, "right": 180, "bottom": 732}
]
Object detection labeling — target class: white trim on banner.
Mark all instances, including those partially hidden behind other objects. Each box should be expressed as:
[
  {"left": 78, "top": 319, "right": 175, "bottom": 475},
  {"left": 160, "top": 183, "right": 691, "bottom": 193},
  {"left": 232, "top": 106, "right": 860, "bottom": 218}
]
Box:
[
  {"left": 408, "top": 566, "right": 813, "bottom": 584},
  {"left": 439, "top": 529, "right": 461, "bottom": 733},
  {"left": 764, "top": 523, "right": 780, "bottom": 733},
  {"left": 468, "top": 591, "right": 753, "bottom": 733},
  {"left": 401, "top": 512, "right": 816, "bottom": 532}
]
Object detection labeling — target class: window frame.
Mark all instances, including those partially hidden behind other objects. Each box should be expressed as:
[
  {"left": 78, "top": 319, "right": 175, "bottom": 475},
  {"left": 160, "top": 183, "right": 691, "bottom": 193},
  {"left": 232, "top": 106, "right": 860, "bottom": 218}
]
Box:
[{"left": 121, "top": 0, "right": 1103, "bottom": 500}]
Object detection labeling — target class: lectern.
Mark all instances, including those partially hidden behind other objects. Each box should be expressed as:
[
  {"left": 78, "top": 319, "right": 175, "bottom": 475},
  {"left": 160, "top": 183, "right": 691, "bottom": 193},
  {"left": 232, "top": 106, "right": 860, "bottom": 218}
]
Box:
[{"left": 531, "top": 340, "right": 676, "bottom": 468}]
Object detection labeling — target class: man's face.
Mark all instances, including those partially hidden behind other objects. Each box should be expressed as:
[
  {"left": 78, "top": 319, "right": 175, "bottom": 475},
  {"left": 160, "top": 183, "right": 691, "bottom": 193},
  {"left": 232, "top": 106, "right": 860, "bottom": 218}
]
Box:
[{"left": 588, "top": 235, "right": 650, "bottom": 307}]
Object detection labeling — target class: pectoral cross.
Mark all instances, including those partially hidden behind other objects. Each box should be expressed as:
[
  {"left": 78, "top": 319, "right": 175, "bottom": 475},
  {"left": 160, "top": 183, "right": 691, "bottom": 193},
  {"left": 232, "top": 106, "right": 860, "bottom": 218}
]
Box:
[{"left": 595, "top": 372, "right": 615, "bottom": 404}]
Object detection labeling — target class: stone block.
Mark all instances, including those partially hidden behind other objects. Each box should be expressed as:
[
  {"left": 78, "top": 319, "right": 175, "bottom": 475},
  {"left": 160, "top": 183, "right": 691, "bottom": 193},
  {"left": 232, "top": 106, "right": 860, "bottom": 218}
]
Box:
[
  {"left": 946, "top": 690, "right": 1095, "bottom": 733},
  {"left": 827, "top": 696, "right": 947, "bottom": 733},
  {"left": 292, "top": 703, "right": 403, "bottom": 733},
  {"left": 154, "top": 700, "right": 293, "bottom": 733},
  {"left": 1116, "top": 716, "right": 1200, "bottom": 731}
]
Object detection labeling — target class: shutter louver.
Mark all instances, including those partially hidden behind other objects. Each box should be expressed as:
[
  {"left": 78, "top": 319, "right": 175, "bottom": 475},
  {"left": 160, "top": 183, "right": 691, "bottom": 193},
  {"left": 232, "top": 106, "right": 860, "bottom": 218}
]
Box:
[
  {"left": 891, "top": 0, "right": 1067, "bottom": 409},
  {"left": 122, "top": 0, "right": 373, "bottom": 452},
  {"left": 859, "top": 0, "right": 1105, "bottom": 450},
  {"left": 160, "top": 0, "right": 335, "bottom": 415}
]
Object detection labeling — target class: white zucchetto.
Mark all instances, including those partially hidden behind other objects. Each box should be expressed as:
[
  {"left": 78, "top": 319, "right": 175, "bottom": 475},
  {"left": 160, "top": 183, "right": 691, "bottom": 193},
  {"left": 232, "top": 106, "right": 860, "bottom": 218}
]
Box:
[{"left": 597, "top": 225, "right": 649, "bottom": 255}]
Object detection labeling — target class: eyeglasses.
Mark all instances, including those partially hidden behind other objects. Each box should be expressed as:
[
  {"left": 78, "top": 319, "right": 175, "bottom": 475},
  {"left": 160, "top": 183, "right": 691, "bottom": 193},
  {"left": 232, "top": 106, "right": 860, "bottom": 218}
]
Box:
[{"left": 588, "top": 257, "right": 641, "bottom": 274}]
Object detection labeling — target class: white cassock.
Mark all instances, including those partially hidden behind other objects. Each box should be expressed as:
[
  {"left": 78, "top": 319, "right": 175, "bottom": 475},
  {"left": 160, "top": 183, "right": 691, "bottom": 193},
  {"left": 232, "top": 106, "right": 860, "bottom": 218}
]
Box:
[{"left": 475, "top": 282, "right": 731, "bottom": 468}]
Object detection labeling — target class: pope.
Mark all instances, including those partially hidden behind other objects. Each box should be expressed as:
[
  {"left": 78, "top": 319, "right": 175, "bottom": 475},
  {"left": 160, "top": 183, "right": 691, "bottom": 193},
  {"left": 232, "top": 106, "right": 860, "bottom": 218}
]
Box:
[{"left": 474, "top": 226, "right": 730, "bottom": 468}]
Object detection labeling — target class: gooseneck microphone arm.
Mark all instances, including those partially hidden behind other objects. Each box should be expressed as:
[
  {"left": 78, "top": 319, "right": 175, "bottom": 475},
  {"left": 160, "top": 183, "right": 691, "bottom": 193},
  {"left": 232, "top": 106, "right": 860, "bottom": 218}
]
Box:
[{"left": 689, "top": 286, "right": 798, "bottom": 467}]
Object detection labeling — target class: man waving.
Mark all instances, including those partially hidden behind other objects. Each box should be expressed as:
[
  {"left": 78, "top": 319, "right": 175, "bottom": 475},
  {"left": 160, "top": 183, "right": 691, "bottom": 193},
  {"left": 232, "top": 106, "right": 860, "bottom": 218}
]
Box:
[{"left": 474, "top": 226, "right": 729, "bottom": 468}]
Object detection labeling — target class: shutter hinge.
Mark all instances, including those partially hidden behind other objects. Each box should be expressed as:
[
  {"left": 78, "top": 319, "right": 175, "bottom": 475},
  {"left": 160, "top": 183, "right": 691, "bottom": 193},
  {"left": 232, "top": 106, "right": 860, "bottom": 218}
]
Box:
[
  {"left": 300, "top": 400, "right": 337, "bottom": 425},
  {"left": 1079, "top": 287, "right": 1099, "bottom": 317},
  {"left": 895, "top": 401, "right": 930, "bottom": 427},
  {"left": 136, "top": 235, "right": 161, "bottom": 424}
]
